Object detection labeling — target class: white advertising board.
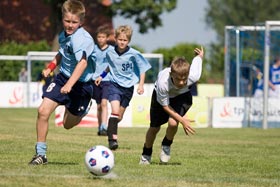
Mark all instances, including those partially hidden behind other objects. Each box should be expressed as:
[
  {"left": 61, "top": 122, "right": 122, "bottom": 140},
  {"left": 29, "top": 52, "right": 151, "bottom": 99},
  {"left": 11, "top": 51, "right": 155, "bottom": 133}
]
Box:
[{"left": 212, "top": 97, "right": 280, "bottom": 128}]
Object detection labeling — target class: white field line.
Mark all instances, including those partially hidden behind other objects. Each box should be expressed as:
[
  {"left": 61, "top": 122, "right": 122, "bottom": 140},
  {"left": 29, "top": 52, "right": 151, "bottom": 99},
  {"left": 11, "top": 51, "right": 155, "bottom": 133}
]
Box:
[{"left": 0, "top": 172, "right": 118, "bottom": 179}]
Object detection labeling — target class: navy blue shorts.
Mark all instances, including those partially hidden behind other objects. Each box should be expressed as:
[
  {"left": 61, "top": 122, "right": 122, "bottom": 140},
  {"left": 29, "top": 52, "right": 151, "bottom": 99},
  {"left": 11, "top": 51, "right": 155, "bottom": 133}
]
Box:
[
  {"left": 108, "top": 82, "right": 134, "bottom": 108},
  {"left": 92, "top": 81, "right": 110, "bottom": 104},
  {"left": 43, "top": 73, "right": 93, "bottom": 116},
  {"left": 150, "top": 89, "right": 192, "bottom": 127}
]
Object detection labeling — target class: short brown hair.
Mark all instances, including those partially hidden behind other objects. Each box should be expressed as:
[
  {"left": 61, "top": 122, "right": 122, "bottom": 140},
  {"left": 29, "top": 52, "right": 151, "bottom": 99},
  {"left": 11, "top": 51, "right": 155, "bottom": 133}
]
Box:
[
  {"left": 96, "top": 25, "right": 112, "bottom": 37},
  {"left": 170, "top": 57, "right": 190, "bottom": 77},
  {"left": 62, "top": 0, "right": 86, "bottom": 22}
]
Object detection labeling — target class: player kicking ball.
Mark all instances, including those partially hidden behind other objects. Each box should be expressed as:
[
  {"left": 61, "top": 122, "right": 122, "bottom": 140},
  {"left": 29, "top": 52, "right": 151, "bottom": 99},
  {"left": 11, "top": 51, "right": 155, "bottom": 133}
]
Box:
[
  {"left": 139, "top": 47, "right": 204, "bottom": 164},
  {"left": 28, "top": 0, "right": 95, "bottom": 165}
]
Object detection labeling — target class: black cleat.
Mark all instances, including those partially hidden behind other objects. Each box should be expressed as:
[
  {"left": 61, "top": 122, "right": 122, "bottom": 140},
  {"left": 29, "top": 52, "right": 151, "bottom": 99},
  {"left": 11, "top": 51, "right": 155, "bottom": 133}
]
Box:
[
  {"left": 28, "top": 155, "right": 48, "bottom": 165},
  {"left": 97, "top": 129, "right": 108, "bottom": 136},
  {"left": 109, "top": 140, "right": 118, "bottom": 150}
]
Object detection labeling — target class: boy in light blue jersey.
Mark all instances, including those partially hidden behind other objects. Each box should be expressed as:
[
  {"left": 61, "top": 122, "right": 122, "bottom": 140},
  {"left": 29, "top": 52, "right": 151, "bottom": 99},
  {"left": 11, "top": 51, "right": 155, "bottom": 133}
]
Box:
[
  {"left": 91, "top": 25, "right": 114, "bottom": 136},
  {"left": 95, "top": 25, "right": 151, "bottom": 150},
  {"left": 29, "top": 0, "right": 95, "bottom": 165}
]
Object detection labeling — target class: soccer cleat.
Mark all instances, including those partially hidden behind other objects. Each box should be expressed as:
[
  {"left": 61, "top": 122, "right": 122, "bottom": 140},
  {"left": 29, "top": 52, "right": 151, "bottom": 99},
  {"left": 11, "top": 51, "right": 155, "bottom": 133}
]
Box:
[
  {"left": 28, "top": 155, "right": 48, "bottom": 165},
  {"left": 139, "top": 155, "right": 151, "bottom": 165},
  {"left": 97, "top": 129, "right": 108, "bottom": 136},
  {"left": 109, "top": 140, "right": 118, "bottom": 150},
  {"left": 160, "top": 145, "right": 171, "bottom": 163}
]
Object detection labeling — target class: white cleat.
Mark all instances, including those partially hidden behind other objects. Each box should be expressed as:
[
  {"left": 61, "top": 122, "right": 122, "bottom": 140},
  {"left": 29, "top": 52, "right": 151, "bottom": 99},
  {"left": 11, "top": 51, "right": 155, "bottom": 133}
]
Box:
[
  {"left": 160, "top": 145, "right": 171, "bottom": 163},
  {"left": 139, "top": 155, "right": 151, "bottom": 165}
]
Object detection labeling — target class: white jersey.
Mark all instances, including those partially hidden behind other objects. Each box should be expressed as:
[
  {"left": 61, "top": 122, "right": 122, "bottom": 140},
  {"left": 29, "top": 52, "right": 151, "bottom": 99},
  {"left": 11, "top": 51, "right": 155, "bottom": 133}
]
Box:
[{"left": 155, "top": 56, "right": 202, "bottom": 106}]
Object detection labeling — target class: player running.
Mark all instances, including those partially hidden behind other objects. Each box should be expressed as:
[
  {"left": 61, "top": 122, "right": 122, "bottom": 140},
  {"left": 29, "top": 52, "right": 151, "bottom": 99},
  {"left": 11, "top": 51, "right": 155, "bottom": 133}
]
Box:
[
  {"left": 91, "top": 25, "right": 114, "bottom": 136},
  {"left": 95, "top": 25, "right": 151, "bottom": 150},
  {"left": 29, "top": 0, "right": 95, "bottom": 165},
  {"left": 139, "top": 47, "right": 204, "bottom": 164}
]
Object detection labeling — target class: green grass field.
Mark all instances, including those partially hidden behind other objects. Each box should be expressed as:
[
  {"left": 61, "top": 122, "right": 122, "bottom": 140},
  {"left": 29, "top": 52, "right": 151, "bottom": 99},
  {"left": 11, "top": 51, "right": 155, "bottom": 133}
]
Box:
[{"left": 0, "top": 108, "right": 279, "bottom": 187}]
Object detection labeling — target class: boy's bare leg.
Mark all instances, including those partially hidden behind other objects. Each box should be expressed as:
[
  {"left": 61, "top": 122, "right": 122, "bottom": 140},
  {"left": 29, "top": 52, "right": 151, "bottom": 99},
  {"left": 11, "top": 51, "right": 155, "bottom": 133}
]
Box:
[
  {"left": 37, "top": 98, "right": 58, "bottom": 142},
  {"left": 63, "top": 109, "right": 83, "bottom": 129},
  {"left": 144, "top": 127, "right": 160, "bottom": 148}
]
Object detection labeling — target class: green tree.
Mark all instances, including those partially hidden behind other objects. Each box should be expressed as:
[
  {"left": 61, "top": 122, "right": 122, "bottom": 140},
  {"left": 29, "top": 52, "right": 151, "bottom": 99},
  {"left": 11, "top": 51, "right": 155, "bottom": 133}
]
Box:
[
  {"left": 205, "top": 0, "right": 280, "bottom": 82},
  {"left": 43, "top": 0, "right": 177, "bottom": 34},
  {"left": 206, "top": 0, "right": 280, "bottom": 43},
  {"left": 0, "top": 41, "right": 51, "bottom": 81},
  {"left": 110, "top": 0, "right": 177, "bottom": 33},
  {"left": 153, "top": 43, "right": 208, "bottom": 83}
]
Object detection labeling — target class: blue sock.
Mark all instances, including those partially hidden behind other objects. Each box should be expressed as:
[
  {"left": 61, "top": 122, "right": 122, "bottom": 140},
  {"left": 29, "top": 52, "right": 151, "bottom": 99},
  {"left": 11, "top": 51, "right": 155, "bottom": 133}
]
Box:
[
  {"left": 36, "top": 142, "right": 47, "bottom": 156},
  {"left": 100, "top": 123, "right": 107, "bottom": 130}
]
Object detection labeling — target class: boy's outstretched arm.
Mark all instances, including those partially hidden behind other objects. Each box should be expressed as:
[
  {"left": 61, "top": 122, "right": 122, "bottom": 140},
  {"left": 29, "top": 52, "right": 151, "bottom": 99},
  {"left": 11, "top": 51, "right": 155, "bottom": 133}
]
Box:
[
  {"left": 162, "top": 105, "right": 195, "bottom": 136},
  {"left": 194, "top": 46, "right": 204, "bottom": 59}
]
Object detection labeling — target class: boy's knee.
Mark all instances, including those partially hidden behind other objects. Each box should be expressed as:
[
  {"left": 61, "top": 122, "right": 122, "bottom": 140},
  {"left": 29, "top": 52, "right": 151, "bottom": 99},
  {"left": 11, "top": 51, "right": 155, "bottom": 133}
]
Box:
[{"left": 167, "top": 122, "right": 179, "bottom": 129}]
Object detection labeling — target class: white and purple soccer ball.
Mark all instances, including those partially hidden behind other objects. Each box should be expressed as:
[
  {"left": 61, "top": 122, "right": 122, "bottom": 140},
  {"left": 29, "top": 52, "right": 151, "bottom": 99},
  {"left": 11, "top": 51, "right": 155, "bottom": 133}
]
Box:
[{"left": 84, "top": 145, "right": 115, "bottom": 176}]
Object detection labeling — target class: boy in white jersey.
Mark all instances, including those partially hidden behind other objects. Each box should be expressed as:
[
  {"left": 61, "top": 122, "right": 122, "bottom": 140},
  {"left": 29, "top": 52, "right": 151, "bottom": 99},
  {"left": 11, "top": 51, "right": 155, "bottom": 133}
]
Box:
[
  {"left": 29, "top": 0, "right": 95, "bottom": 165},
  {"left": 95, "top": 25, "right": 151, "bottom": 150},
  {"left": 140, "top": 47, "right": 204, "bottom": 164},
  {"left": 92, "top": 25, "right": 114, "bottom": 136}
]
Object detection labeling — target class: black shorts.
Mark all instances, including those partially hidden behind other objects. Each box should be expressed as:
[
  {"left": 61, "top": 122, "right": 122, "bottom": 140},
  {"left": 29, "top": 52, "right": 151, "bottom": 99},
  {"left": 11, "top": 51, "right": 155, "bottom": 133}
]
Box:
[
  {"left": 43, "top": 73, "right": 93, "bottom": 116},
  {"left": 150, "top": 89, "right": 192, "bottom": 127},
  {"left": 92, "top": 80, "right": 110, "bottom": 104},
  {"left": 108, "top": 82, "right": 134, "bottom": 108}
]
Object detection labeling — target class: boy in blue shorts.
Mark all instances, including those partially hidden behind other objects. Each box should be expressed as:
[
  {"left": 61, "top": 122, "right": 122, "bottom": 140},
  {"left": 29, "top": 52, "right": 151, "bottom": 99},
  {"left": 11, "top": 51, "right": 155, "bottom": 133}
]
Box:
[
  {"left": 92, "top": 25, "right": 114, "bottom": 136},
  {"left": 29, "top": 0, "right": 95, "bottom": 165},
  {"left": 95, "top": 25, "right": 151, "bottom": 150},
  {"left": 139, "top": 47, "right": 204, "bottom": 164}
]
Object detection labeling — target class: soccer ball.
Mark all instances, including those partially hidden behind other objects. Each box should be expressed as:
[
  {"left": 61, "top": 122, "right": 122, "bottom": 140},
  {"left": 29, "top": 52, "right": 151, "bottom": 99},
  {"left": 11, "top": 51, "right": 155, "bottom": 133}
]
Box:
[{"left": 84, "top": 145, "right": 115, "bottom": 176}]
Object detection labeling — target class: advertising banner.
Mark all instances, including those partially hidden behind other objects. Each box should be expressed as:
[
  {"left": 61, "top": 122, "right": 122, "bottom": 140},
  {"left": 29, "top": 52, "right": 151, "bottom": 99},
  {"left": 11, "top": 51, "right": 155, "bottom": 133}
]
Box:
[{"left": 212, "top": 97, "right": 280, "bottom": 128}]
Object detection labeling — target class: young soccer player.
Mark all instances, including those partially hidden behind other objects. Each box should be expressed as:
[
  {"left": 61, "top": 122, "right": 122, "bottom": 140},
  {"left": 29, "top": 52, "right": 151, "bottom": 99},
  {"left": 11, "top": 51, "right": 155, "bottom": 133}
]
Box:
[
  {"left": 92, "top": 25, "right": 114, "bottom": 136},
  {"left": 95, "top": 25, "right": 151, "bottom": 150},
  {"left": 29, "top": 0, "right": 95, "bottom": 165},
  {"left": 268, "top": 57, "right": 280, "bottom": 98},
  {"left": 139, "top": 47, "right": 204, "bottom": 164}
]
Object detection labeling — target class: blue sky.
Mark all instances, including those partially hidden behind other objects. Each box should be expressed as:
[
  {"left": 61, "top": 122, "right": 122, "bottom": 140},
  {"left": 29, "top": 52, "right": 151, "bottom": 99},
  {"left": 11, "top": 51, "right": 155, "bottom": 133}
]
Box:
[{"left": 113, "top": 0, "right": 217, "bottom": 52}]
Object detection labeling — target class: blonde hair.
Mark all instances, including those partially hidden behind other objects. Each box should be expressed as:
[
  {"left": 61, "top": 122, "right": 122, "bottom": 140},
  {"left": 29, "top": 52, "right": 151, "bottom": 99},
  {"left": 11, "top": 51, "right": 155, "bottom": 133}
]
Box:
[
  {"left": 115, "top": 25, "right": 133, "bottom": 41},
  {"left": 170, "top": 57, "right": 190, "bottom": 77},
  {"left": 62, "top": 0, "right": 86, "bottom": 22}
]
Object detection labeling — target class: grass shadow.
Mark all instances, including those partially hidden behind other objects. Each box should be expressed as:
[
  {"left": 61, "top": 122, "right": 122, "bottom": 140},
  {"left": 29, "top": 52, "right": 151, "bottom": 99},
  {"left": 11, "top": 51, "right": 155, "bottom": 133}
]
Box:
[
  {"left": 151, "top": 162, "right": 182, "bottom": 166},
  {"left": 47, "top": 162, "right": 78, "bottom": 165}
]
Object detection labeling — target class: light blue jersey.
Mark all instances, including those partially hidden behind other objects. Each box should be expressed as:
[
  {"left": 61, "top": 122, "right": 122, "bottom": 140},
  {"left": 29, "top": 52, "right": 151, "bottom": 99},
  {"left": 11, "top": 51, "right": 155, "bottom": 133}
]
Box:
[
  {"left": 106, "top": 46, "right": 151, "bottom": 88},
  {"left": 92, "top": 44, "right": 114, "bottom": 81},
  {"left": 58, "top": 27, "right": 95, "bottom": 82}
]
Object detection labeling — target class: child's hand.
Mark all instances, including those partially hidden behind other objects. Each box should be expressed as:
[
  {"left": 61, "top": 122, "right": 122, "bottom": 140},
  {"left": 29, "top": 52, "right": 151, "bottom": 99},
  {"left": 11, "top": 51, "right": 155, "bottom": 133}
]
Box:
[
  {"left": 194, "top": 46, "right": 204, "bottom": 59},
  {"left": 60, "top": 84, "right": 72, "bottom": 94},
  {"left": 181, "top": 118, "right": 195, "bottom": 136},
  {"left": 95, "top": 77, "right": 102, "bottom": 86},
  {"left": 42, "top": 68, "right": 51, "bottom": 78},
  {"left": 137, "top": 85, "right": 144, "bottom": 95}
]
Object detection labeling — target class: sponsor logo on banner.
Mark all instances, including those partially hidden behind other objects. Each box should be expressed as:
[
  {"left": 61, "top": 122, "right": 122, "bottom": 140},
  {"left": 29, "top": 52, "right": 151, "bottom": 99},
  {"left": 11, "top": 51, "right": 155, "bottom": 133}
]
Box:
[{"left": 212, "top": 97, "right": 280, "bottom": 128}]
